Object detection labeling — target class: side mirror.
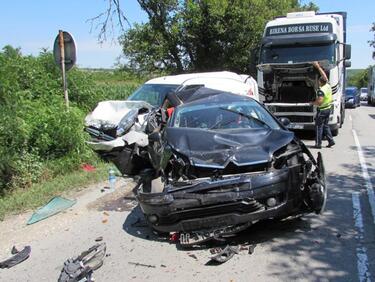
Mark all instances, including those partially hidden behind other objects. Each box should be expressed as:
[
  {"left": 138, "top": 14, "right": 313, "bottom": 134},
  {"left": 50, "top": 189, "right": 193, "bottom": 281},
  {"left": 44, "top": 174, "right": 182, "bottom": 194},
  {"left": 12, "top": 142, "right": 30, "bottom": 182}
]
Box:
[
  {"left": 344, "top": 60, "right": 351, "bottom": 68},
  {"left": 148, "top": 131, "right": 161, "bottom": 143},
  {"left": 279, "top": 117, "right": 291, "bottom": 127},
  {"left": 344, "top": 44, "right": 351, "bottom": 60}
]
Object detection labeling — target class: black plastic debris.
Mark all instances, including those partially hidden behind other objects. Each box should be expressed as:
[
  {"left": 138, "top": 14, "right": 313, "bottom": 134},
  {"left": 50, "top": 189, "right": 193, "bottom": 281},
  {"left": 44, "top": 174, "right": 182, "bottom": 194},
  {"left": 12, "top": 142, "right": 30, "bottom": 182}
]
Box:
[
  {"left": 58, "top": 243, "right": 106, "bottom": 282},
  {"left": 207, "top": 245, "right": 239, "bottom": 264},
  {"left": 128, "top": 262, "right": 156, "bottom": 268},
  {"left": 11, "top": 246, "right": 19, "bottom": 255},
  {"left": 248, "top": 244, "right": 256, "bottom": 255},
  {"left": 95, "top": 236, "right": 103, "bottom": 242},
  {"left": 188, "top": 254, "right": 198, "bottom": 260},
  {"left": 0, "top": 246, "right": 31, "bottom": 269}
]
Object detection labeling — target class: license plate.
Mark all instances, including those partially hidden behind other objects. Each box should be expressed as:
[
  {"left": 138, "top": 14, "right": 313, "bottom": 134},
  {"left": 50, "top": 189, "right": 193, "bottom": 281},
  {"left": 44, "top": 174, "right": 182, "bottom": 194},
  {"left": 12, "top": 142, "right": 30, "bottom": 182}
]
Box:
[{"left": 287, "top": 123, "right": 304, "bottom": 129}]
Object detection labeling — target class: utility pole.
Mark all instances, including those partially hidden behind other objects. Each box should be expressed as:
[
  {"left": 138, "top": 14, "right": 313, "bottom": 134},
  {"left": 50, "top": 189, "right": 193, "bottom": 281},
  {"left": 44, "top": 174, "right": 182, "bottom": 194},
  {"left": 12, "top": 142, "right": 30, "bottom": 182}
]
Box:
[
  {"left": 58, "top": 30, "right": 69, "bottom": 110},
  {"left": 53, "top": 30, "right": 76, "bottom": 111}
]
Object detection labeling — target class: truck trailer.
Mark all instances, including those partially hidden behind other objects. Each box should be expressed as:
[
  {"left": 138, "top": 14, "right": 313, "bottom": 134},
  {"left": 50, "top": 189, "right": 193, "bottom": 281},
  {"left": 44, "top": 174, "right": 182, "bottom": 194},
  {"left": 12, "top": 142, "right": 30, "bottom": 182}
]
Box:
[{"left": 257, "top": 11, "right": 351, "bottom": 136}]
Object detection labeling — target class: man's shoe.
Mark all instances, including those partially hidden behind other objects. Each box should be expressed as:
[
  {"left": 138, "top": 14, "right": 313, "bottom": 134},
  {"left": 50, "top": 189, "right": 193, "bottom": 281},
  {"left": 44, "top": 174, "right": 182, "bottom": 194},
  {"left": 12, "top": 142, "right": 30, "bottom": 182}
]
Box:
[
  {"left": 326, "top": 142, "right": 335, "bottom": 148},
  {"left": 314, "top": 144, "right": 322, "bottom": 149}
]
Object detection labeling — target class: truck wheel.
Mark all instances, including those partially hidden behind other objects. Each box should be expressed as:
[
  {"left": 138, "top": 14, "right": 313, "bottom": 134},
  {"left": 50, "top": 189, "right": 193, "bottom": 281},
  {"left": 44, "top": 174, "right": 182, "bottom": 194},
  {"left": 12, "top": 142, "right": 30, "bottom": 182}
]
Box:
[{"left": 332, "top": 128, "right": 339, "bottom": 137}]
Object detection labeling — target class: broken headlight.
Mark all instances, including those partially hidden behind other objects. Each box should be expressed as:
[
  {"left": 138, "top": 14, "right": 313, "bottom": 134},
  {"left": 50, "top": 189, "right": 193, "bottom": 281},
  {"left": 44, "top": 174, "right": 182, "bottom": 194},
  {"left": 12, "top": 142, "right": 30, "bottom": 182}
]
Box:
[{"left": 116, "top": 109, "right": 138, "bottom": 136}]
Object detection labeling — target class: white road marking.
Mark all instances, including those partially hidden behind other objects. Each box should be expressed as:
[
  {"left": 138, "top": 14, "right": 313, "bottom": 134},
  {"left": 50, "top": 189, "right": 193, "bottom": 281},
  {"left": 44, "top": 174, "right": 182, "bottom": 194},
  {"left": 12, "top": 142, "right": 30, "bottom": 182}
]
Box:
[
  {"left": 352, "top": 129, "right": 375, "bottom": 224},
  {"left": 352, "top": 192, "right": 371, "bottom": 282},
  {"left": 349, "top": 115, "right": 353, "bottom": 121}
]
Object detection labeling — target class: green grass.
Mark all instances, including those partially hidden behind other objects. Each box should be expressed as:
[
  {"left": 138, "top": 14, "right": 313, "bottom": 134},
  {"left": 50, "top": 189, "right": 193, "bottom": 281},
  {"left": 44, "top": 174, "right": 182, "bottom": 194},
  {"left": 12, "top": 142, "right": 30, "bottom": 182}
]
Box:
[{"left": 0, "top": 162, "right": 110, "bottom": 220}]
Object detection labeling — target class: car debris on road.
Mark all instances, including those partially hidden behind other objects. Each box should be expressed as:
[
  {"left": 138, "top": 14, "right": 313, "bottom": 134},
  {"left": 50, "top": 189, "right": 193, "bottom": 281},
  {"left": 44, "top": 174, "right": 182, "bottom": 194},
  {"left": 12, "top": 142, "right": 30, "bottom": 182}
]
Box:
[
  {"left": 0, "top": 246, "right": 31, "bottom": 269},
  {"left": 208, "top": 245, "right": 239, "bottom": 264},
  {"left": 27, "top": 196, "right": 76, "bottom": 225},
  {"left": 58, "top": 242, "right": 106, "bottom": 282}
]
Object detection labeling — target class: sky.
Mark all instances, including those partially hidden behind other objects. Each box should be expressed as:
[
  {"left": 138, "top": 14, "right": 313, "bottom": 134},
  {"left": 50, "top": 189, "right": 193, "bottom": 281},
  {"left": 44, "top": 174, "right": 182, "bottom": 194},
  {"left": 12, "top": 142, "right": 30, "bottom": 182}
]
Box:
[{"left": 0, "top": 0, "right": 374, "bottom": 69}]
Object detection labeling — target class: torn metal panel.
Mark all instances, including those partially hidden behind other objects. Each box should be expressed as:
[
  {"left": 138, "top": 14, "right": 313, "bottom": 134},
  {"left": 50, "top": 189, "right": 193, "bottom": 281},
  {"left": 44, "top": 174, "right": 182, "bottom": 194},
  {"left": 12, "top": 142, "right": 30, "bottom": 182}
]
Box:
[
  {"left": 122, "top": 130, "right": 149, "bottom": 147},
  {"left": 86, "top": 138, "right": 125, "bottom": 152}
]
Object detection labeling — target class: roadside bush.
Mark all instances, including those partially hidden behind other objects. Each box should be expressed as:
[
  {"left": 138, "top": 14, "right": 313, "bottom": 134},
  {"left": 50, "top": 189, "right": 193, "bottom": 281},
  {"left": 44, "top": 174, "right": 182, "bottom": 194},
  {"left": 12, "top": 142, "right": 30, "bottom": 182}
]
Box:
[{"left": 0, "top": 45, "right": 138, "bottom": 193}]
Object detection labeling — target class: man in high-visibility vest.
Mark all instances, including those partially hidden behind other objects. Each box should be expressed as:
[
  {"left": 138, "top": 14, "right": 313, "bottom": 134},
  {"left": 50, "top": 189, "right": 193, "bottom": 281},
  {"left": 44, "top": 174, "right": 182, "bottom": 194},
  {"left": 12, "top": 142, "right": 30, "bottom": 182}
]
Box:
[{"left": 310, "top": 61, "right": 335, "bottom": 149}]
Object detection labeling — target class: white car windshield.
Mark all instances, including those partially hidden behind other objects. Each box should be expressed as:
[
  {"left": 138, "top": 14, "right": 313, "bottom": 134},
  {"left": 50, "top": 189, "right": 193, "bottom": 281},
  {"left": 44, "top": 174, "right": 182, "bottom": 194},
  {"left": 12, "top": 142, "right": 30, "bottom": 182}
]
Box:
[{"left": 128, "top": 84, "right": 179, "bottom": 106}]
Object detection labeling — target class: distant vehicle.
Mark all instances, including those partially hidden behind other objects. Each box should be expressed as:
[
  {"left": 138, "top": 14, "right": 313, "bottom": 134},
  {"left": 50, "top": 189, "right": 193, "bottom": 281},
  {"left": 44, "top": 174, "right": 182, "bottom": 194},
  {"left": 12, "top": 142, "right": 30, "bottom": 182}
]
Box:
[
  {"left": 345, "top": 87, "right": 360, "bottom": 108},
  {"left": 360, "top": 87, "right": 368, "bottom": 101},
  {"left": 368, "top": 66, "right": 375, "bottom": 106},
  {"left": 127, "top": 71, "right": 259, "bottom": 107}
]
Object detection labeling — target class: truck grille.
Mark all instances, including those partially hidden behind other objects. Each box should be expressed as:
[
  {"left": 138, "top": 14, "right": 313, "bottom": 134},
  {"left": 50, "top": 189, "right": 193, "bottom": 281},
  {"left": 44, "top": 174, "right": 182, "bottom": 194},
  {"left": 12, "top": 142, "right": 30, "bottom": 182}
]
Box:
[
  {"left": 280, "top": 116, "right": 314, "bottom": 123},
  {"left": 274, "top": 106, "right": 313, "bottom": 112}
]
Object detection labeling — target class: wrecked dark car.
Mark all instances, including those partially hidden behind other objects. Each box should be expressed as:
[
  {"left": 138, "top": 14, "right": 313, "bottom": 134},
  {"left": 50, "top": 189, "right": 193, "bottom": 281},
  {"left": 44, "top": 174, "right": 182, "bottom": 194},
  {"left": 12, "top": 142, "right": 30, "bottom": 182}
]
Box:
[{"left": 85, "top": 88, "right": 326, "bottom": 238}]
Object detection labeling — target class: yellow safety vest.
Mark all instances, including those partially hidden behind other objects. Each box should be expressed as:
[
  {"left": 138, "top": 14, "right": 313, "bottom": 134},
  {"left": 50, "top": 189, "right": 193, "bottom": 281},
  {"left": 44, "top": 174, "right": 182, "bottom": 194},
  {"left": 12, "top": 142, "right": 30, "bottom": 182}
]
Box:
[{"left": 318, "top": 83, "right": 333, "bottom": 110}]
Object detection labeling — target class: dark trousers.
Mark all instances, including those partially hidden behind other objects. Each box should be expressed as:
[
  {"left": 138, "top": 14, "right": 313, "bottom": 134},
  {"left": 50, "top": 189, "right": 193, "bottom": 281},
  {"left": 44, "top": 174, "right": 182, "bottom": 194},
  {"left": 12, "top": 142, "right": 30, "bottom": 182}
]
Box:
[{"left": 315, "top": 108, "right": 334, "bottom": 146}]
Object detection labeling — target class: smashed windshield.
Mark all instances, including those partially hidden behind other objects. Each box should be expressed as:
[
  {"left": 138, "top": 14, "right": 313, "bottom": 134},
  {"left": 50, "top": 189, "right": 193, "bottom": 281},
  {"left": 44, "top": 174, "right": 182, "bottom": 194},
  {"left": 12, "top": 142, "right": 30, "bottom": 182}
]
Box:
[
  {"left": 171, "top": 101, "right": 280, "bottom": 130},
  {"left": 260, "top": 44, "right": 335, "bottom": 64},
  {"left": 128, "top": 84, "right": 179, "bottom": 106}
]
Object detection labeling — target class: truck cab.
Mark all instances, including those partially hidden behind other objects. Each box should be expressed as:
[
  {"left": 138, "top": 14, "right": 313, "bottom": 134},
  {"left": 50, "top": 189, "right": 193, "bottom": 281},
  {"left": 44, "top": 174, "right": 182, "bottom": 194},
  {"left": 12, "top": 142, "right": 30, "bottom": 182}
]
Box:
[{"left": 257, "top": 11, "right": 351, "bottom": 135}]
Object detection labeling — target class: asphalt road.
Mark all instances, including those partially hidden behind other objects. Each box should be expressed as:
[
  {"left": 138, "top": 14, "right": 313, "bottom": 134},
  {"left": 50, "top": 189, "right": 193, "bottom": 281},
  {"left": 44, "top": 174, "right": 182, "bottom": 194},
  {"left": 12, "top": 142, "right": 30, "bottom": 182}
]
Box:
[{"left": 1, "top": 102, "right": 375, "bottom": 282}]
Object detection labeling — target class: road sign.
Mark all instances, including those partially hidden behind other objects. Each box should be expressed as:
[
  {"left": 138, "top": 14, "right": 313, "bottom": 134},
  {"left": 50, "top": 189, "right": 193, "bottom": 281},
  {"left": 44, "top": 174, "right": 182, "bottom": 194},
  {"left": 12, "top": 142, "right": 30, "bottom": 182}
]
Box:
[{"left": 53, "top": 31, "right": 76, "bottom": 71}]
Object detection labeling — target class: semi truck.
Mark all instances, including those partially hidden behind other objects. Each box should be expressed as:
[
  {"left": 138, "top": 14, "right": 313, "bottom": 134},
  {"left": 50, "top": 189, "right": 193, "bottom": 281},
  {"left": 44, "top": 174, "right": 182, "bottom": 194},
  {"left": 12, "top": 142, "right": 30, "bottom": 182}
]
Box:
[{"left": 257, "top": 11, "right": 351, "bottom": 136}]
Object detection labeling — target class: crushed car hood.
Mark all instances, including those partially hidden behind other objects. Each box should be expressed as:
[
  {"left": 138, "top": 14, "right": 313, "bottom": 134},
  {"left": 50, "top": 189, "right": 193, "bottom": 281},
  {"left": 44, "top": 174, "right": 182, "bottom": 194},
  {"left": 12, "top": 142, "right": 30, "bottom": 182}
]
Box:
[
  {"left": 85, "top": 100, "right": 153, "bottom": 128},
  {"left": 166, "top": 127, "right": 294, "bottom": 168}
]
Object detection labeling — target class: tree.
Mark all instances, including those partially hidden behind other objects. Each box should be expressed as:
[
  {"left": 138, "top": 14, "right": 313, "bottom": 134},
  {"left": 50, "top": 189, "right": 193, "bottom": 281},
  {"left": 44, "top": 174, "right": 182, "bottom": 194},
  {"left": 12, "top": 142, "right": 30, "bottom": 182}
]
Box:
[
  {"left": 370, "top": 22, "right": 375, "bottom": 55},
  {"left": 348, "top": 68, "right": 369, "bottom": 89},
  {"left": 90, "top": 0, "right": 318, "bottom": 75}
]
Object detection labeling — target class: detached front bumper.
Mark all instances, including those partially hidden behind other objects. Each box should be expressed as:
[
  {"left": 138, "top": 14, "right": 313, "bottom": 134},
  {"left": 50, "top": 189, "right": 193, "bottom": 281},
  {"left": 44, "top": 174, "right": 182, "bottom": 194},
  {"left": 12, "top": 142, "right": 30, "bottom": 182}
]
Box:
[{"left": 137, "top": 167, "right": 305, "bottom": 232}]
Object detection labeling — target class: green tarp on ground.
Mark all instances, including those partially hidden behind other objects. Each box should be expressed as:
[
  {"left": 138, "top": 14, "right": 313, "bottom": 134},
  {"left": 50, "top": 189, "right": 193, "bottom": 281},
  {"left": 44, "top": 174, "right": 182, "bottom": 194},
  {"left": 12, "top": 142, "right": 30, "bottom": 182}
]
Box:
[{"left": 27, "top": 196, "right": 76, "bottom": 225}]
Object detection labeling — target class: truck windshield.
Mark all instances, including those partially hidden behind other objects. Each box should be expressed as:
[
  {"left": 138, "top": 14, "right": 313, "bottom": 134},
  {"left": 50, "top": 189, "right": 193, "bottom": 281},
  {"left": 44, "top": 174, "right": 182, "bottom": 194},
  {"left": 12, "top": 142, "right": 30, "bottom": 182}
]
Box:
[{"left": 260, "top": 44, "right": 335, "bottom": 64}]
